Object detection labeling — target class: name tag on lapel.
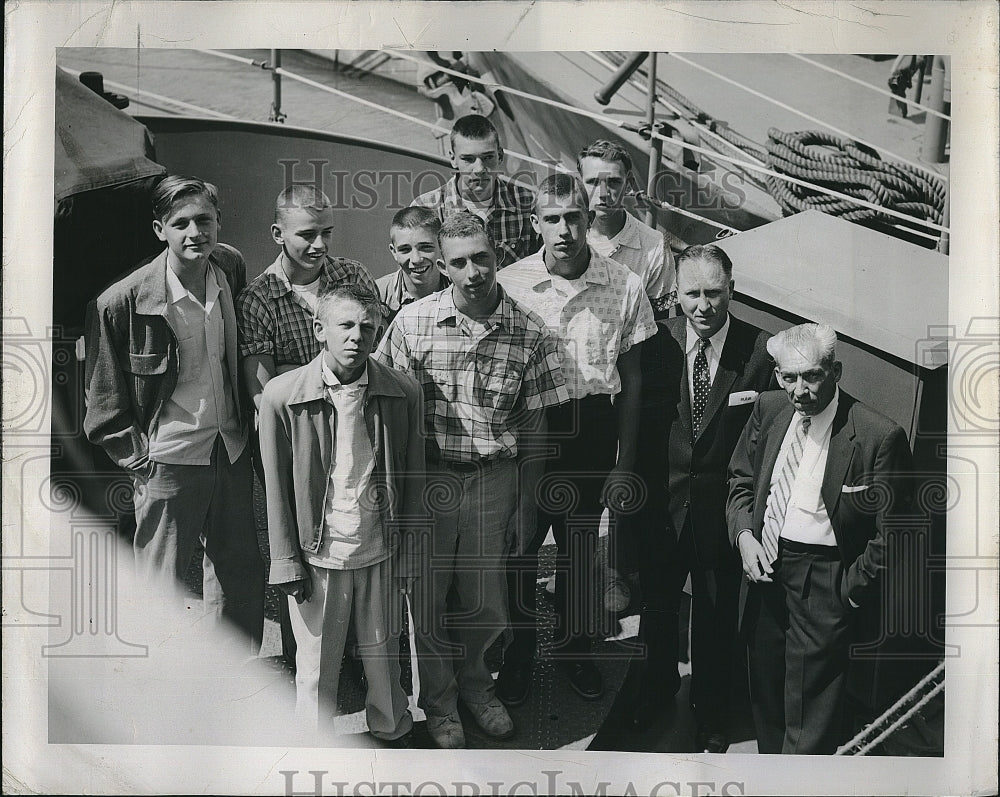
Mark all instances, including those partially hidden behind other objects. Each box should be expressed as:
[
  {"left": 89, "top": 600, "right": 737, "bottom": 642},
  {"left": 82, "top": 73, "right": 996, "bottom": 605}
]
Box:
[{"left": 728, "top": 390, "right": 758, "bottom": 407}]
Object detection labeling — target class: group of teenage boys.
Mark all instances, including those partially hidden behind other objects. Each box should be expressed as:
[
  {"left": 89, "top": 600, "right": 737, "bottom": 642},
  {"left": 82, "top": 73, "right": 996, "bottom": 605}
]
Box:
[{"left": 85, "top": 112, "right": 911, "bottom": 755}]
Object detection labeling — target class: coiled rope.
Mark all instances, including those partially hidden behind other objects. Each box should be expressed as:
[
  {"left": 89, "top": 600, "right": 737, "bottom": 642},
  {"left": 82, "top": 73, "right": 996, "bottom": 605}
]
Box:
[{"left": 765, "top": 129, "right": 946, "bottom": 238}]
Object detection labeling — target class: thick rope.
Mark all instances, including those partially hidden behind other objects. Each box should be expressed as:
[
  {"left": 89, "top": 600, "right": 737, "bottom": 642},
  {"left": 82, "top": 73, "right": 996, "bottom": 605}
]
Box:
[
  {"left": 765, "top": 128, "right": 946, "bottom": 240},
  {"left": 835, "top": 661, "right": 945, "bottom": 755}
]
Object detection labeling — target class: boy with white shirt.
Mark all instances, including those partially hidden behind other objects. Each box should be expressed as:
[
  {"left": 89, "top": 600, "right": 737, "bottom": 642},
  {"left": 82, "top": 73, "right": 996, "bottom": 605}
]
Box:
[
  {"left": 84, "top": 175, "right": 264, "bottom": 645},
  {"left": 258, "top": 284, "right": 424, "bottom": 744}
]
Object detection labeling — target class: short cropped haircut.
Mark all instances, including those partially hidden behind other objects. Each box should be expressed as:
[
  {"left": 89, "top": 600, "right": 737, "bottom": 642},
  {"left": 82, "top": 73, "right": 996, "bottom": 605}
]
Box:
[
  {"left": 450, "top": 113, "right": 501, "bottom": 151},
  {"left": 438, "top": 211, "right": 496, "bottom": 252},
  {"left": 576, "top": 139, "right": 634, "bottom": 176},
  {"left": 390, "top": 206, "right": 443, "bottom": 236},
  {"left": 151, "top": 175, "right": 220, "bottom": 223},
  {"left": 315, "top": 282, "right": 384, "bottom": 324},
  {"left": 534, "top": 173, "right": 590, "bottom": 215},
  {"left": 767, "top": 323, "right": 838, "bottom": 368},
  {"left": 274, "top": 185, "right": 332, "bottom": 226},
  {"left": 676, "top": 244, "right": 734, "bottom": 279}
]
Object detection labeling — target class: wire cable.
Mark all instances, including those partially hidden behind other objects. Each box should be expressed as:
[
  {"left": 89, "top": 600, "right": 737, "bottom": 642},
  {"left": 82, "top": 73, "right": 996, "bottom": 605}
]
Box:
[
  {"left": 787, "top": 54, "right": 951, "bottom": 121},
  {"left": 665, "top": 53, "right": 948, "bottom": 183}
]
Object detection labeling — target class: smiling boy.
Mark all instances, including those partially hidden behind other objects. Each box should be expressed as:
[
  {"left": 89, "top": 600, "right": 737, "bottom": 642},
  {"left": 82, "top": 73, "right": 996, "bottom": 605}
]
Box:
[
  {"left": 237, "top": 185, "right": 380, "bottom": 413},
  {"left": 84, "top": 175, "right": 264, "bottom": 645},
  {"left": 376, "top": 207, "right": 448, "bottom": 323}
]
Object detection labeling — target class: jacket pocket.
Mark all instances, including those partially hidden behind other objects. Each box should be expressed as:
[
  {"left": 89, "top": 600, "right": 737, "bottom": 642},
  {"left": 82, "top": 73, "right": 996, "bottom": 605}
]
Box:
[{"left": 126, "top": 352, "right": 168, "bottom": 375}]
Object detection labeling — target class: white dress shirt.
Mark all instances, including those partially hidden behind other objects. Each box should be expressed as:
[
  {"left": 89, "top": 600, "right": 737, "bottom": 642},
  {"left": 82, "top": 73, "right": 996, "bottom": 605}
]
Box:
[
  {"left": 685, "top": 315, "right": 731, "bottom": 402},
  {"left": 766, "top": 388, "right": 841, "bottom": 547},
  {"left": 305, "top": 362, "right": 388, "bottom": 570},
  {"left": 150, "top": 264, "right": 245, "bottom": 465}
]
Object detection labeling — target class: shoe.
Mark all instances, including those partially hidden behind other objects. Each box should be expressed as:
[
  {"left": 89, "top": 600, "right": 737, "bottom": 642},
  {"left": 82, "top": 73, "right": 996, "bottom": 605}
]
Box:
[
  {"left": 496, "top": 659, "right": 533, "bottom": 707},
  {"left": 697, "top": 728, "right": 730, "bottom": 753},
  {"left": 463, "top": 698, "right": 515, "bottom": 739},
  {"left": 603, "top": 569, "right": 632, "bottom": 613},
  {"left": 426, "top": 713, "right": 466, "bottom": 749},
  {"left": 562, "top": 660, "right": 604, "bottom": 700}
]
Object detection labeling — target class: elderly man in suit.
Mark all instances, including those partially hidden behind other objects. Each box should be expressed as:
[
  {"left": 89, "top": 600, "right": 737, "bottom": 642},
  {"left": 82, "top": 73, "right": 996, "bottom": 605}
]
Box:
[
  {"left": 727, "top": 322, "right": 912, "bottom": 754},
  {"left": 628, "top": 244, "right": 775, "bottom": 750}
]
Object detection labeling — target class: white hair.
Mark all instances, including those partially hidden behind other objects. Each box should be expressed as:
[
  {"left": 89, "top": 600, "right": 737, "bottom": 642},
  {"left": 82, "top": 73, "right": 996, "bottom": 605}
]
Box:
[{"left": 767, "top": 323, "right": 838, "bottom": 367}]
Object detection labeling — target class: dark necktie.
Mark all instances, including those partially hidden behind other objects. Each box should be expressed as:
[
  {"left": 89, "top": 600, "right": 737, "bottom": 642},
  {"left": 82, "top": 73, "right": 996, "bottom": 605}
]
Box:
[{"left": 692, "top": 337, "right": 711, "bottom": 438}]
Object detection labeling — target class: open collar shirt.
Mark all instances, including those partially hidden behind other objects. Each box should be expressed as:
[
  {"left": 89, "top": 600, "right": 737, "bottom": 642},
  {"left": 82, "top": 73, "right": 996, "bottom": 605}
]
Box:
[
  {"left": 496, "top": 246, "right": 657, "bottom": 400},
  {"left": 411, "top": 176, "right": 541, "bottom": 270},
  {"left": 588, "top": 212, "right": 675, "bottom": 309},
  {"left": 373, "top": 285, "right": 568, "bottom": 463},
  {"left": 151, "top": 262, "right": 245, "bottom": 464},
  {"left": 236, "top": 254, "right": 378, "bottom": 368}
]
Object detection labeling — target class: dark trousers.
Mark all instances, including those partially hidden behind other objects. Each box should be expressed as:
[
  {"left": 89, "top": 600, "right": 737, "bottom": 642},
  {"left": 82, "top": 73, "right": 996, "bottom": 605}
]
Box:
[
  {"left": 748, "top": 539, "right": 851, "bottom": 754},
  {"left": 132, "top": 438, "right": 265, "bottom": 645},
  {"left": 660, "top": 521, "right": 743, "bottom": 729},
  {"left": 505, "top": 396, "right": 618, "bottom": 661},
  {"left": 251, "top": 433, "right": 297, "bottom": 663}
]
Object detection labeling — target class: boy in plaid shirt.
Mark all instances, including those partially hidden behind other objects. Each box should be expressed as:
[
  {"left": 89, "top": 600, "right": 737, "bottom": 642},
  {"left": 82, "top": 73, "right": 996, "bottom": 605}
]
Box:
[
  {"left": 237, "top": 185, "right": 379, "bottom": 409},
  {"left": 374, "top": 213, "right": 567, "bottom": 749},
  {"left": 410, "top": 114, "right": 540, "bottom": 271}
]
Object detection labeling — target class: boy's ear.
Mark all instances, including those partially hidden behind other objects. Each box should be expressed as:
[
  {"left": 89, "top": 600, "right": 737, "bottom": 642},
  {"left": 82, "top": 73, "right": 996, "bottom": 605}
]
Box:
[
  {"left": 312, "top": 316, "right": 325, "bottom": 344},
  {"left": 271, "top": 223, "right": 284, "bottom": 247},
  {"left": 388, "top": 242, "right": 397, "bottom": 256},
  {"left": 436, "top": 258, "right": 448, "bottom": 278},
  {"left": 529, "top": 213, "right": 541, "bottom": 235},
  {"left": 152, "top": 219, "right": 166, "bottom": 243}
]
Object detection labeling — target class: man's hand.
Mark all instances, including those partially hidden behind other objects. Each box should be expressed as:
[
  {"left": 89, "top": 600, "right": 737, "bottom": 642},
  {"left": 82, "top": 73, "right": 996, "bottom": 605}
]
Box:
[
  {"left": 278, "top": 577, "right": 313, "bottom": 604},
  {"left": 601, "top": 465, "right": 638, "bottom": 514},
  {"left": 736, "top": 531, "right": 773, "bottom": 584}
]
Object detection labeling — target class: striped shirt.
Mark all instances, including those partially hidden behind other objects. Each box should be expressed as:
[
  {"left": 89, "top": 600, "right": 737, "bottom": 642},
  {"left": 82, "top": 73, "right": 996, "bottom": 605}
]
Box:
[
  {"left": 411, "top": 176, "right": 541, "bottom": 270},
  {"left": 497, "top": 247, "right": 657, "bottom": 399},
  {"left": 236, "top": 254, "right": 378, "bottom": 368},
  {"left": 373, "top": 286, "right": 569, "bottom": 463}
]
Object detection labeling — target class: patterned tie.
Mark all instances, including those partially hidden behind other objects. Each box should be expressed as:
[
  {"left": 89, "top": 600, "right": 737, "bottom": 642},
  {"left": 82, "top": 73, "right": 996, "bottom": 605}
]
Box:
[
  {"left": 692, "top": 337, "right": 711, "bottom": 438},
  {"left": 761, "top": 415, "right": 812, "bottom": 564}
]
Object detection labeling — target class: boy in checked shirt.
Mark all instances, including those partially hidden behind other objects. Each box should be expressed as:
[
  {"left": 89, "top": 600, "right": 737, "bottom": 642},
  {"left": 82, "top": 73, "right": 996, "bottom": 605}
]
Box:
[{"left": 374, "top": 213, "right": 568, "bottom": 749}]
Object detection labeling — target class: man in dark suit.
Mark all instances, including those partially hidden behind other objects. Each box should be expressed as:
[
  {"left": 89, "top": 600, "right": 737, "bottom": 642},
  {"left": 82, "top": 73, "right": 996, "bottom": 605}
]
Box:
[
  {"left": 727, "top": 322, "right": 912, "bottom": 754},
  {"left": 627, "top": 244, "right": 775, "bottom": 750}
]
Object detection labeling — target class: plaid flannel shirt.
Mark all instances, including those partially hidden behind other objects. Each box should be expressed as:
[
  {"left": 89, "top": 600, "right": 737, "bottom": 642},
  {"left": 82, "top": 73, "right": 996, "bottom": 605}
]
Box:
[
  {"left": 411, "top": 176, "right": 541, "bottom": 270},
  {"left": 236, "top": 254, "right": 378, "bottom": 367},
  {"left": 373, "top": 286, "right": 569, "bottom": 462}
]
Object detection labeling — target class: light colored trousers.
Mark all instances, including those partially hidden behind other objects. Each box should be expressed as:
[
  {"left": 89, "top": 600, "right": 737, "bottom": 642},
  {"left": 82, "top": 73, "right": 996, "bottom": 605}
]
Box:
[
  {"left": 288, "top": 557, "right": 412, "bottom": 740},
  {"left": 409, "top": 458, "right": 517, "bottom": 717}
]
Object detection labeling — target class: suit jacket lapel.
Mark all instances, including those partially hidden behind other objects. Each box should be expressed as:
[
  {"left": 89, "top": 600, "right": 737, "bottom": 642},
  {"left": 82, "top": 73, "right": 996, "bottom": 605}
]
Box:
[
  {"left": 755, "top": 402, "right": 795, "bottom": 532},
  {"left": 670, "top": 321, "right": 694, "bottom": 439},
  {"left": 821, "top": 394, "right": 856, "bottom": 521}
]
